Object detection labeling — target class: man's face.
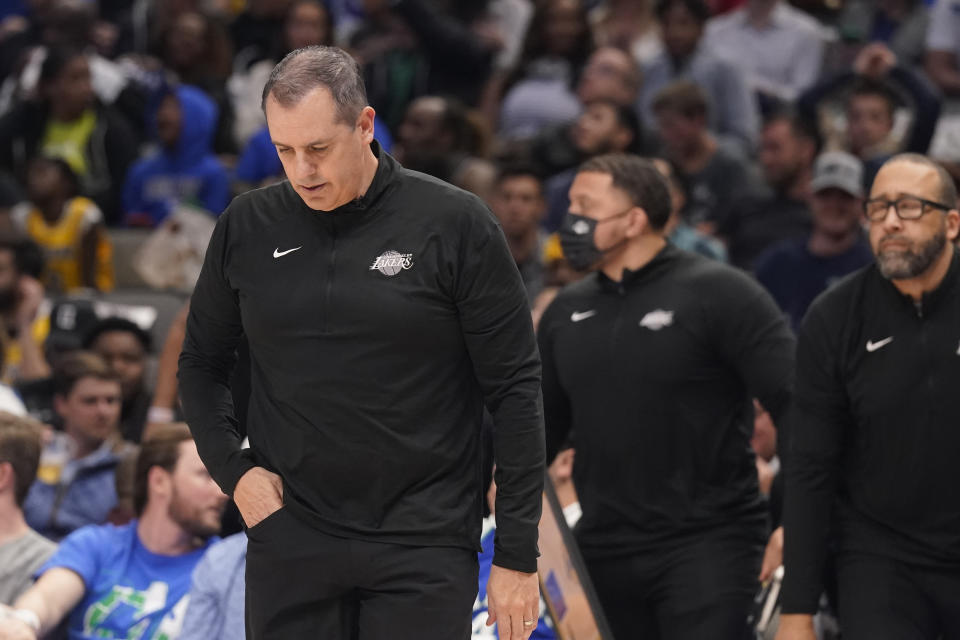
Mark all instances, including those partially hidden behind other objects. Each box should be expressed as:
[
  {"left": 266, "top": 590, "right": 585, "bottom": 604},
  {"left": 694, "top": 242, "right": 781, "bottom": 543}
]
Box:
[
  {"left": 56, "top": 376, "right": 122, "bottom": 447},
  {"left": 492, "top": 175, "right": 545, "bottom": 239},
  {"left": 156, "top": 94, "right": 182, "bottom": 150},
  {"left": 661, "top": 3, "right": 702, "bottom": 59},
  {"left": 760, "top": 120, "right": 808, "bottom": 191},
  {"left": 50, "top": 56, "right": 93, "bottom": 119},
  {"left": 568, "top": 170, "right": 635, "bottom": 251},
  {"left": 26, "top": 158, "right": 66, "bottom": 204},
  {"left": 572, "top": 103, "right": 630, "bottom": 156},
  {"left": 847, "top": 94, "right": 893, "bottom": 156},
  {"left": 90, "top": 331, "right": 147, "bottom": 401},
  {"left": 811, "top": 188, "right": 863, "bottom": 239},
  {"left": 397, "top": 97, "right": 449, "bottom": 157},
  {"left": 166, "top": 440, "right": 227, "bottom": 539},
  {"left": 543, "top": 0, "right": 585, "bottom": 57},
  {"left": 267, "top": 87, "right": 376, "bottom": 211},
  {"left": 576, "top": 48, "right": 637, "bottom": 105},
  {"left": 868, "top": 161, "right": 960, "bottom": 279},
  {"left": 166, "top": 12, "right": 206, "bottom": 69},
  {"left": 655, "top": 110, "right": 701, "bottom": 158}
]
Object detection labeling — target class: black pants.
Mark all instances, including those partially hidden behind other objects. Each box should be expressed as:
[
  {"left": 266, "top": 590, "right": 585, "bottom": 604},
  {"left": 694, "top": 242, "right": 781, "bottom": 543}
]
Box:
[
  {"left": 584, "top": 525, "right": 763, "bottom": 640},
  {"left": 837, "top": 552, "right": 960, "bottom": 640},
  {"left": 245, "top": 506, "right": 479, "bottom": 639}
]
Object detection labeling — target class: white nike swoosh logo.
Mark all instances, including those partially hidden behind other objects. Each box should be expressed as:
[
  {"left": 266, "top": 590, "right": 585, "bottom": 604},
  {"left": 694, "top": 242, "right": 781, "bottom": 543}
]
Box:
[
  {"left": 571, "top": 310, "right": 597, "bottom": 322},
  {"left": 273, "top": 246, "right": 303, "bottom": 258},
  {"left": 866, "top": 336, "right": 894, "bottom": 352}
]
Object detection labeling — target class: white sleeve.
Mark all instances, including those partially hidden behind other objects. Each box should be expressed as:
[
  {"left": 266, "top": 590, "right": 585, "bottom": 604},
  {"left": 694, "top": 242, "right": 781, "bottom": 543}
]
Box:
[
  {"left": 79, "top": 200, "right": 104, "bottom": 232},
  {"left": 927, "top": 0, "right": 960, "bottom": 53},
  {"left": 10, "top": 203, "right": 30, "bottom": 232}
]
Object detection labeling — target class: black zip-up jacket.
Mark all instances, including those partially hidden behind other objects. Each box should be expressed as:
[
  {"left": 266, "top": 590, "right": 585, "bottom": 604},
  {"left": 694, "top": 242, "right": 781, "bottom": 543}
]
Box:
[
  {"left": 178, "top": 144, "right": 544, "bottom": 572},
  {"left": 781, "top": 249, "right": 960, "bottom": 614},
  {"left": 538, "top": 244, "right": 794, "bottom": 558}
]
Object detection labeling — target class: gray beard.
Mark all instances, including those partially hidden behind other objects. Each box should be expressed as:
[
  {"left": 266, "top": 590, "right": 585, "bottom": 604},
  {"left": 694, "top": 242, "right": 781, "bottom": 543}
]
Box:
[{"left": 876, "top": 228, "right": 947, "bottom": 280}]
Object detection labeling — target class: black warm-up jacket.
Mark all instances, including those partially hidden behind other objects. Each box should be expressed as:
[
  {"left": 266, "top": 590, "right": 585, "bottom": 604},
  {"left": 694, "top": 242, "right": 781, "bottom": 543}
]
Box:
[
  {"left": 782, "top": 249, "right": 960, "bottom": 614},
  {"left": 178, "top": 143, "right": 544, "bottom": 572}
]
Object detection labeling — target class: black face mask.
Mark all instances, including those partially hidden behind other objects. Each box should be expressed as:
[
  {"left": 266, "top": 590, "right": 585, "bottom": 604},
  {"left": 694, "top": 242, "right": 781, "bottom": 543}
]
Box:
[{"left": 558, "top": 208, "right": 632, "bottom": 272}]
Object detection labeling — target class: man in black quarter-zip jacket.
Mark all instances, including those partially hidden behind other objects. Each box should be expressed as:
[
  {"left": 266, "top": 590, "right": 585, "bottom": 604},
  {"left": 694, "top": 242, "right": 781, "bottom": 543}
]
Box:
[
  {"left": 177, "top": 46, "right": 544, "bottom": 640},
  {"left": 777, "top": 155, "right": 960, "bottom": 640},
  {"left": 538, "top": 153, "right": 795, "bottom": 640}
]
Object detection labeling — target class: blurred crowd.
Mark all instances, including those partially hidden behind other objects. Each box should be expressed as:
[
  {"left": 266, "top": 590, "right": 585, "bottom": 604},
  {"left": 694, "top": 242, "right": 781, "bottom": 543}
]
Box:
[{"left": 0, "top": 0, "right": 959, "bottom": 638}]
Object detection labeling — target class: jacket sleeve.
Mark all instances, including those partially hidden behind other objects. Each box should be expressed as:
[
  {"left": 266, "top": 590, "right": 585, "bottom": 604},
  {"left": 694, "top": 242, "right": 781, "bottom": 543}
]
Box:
[
  {"left": 780, "top": 303, "right": 848, "bottom": 614},
  {"left": 178, "top": 207, "right": 256, "bottom": 496},
  {"left": 454, "top": 200, "right": 545, "bottom": 574},
  {"left": 710, "top": 269, "right": 796, "bottom": 426},
  {"left": 537, "top": 298, "right": 572, "bottom": 465}
]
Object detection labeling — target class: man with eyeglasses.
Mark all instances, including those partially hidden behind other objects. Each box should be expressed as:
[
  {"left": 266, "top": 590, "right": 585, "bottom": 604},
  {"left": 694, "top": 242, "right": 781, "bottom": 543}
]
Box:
[
  {"left": 777, "top": 153, "right": 960, "bottom": 640},
  {"left": 539, "top": 153, "right": 795, "bottom": 639}
]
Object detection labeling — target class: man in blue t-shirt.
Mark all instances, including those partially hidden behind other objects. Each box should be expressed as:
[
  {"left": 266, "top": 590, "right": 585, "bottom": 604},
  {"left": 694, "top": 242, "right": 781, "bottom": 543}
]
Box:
[
  {"left": 0, "top": 424, "right": 227, "bottom": 640},
  {"left": 756, "top": 151, "right": 874, "bottom": 330}
]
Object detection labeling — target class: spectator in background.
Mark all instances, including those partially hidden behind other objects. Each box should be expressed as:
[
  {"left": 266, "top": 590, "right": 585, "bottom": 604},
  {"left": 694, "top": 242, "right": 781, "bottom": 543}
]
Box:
[
  {"left": 0, "top": 0, "right": 148, "bottom": 135},
  {"left": 590, "top": 0, "right": 663, "bottom": 66},
  {"left": 704, "top": 0, "right": 824, "bottom": 104},
  {"left": 394, "top": 95, "right": 487, "bottom": 183},
  {"left": 490, "top": 165, "right": 549, "bottom": 304},
  {"left": 498, "top": 0, "right": 594, "bottom": 140},
  {"left": 22, "top": 351, "right": 135, "bottom": 541},
  {"left": 157, "top": 10, "right": 236, "bottom": 154},
  {"left": 799, "top": 42, "right": 941, "bottom": 186},
  {"left": 639, "top": 0, "right": 759, "bottom": 152},
  {"left": 0, "top": 424, "right": 226, "bottom": 640},
  {"left": 11, "top": 155, "right": 114, "bottom": 293},
  {"left": 527, "top": 46, "right": 643, "bottom": 180},
  {"left": 229, "top": 0, "right": 333, "bottom": 149},
  {"left": 924, "top": 0, "right": 960, "bottom": 97},
  {"left": 652, "top": 157, "right": 728, "bottom": 260},
  {"left": 350, "top": 0, "right": 498, "bottom": 132},
  {"left": 756, "top": 151, "right": 873, "bottom": 330},
  {"left": 180, "top": 531, "right": 248, "bottom": 640},
  {"left": 123, "top": 85, "right": 230, "bottom": 227},
  {"left": 0, "top": 412, "right": 55, "bottom": 605},
  {"left": 719, "top": 110, "right": 817, "bottom": 270},
  {"left": 575, "top": 46, "right": 643, "bottom": 110},
  {"left": 83, "top": 318, "right": 152, "bottom": 444},
  {"left": 652, "top": 81, "right": 762, "bottom": 232},
  {"left": 834, "top": 0, "right": 929, "bottom": 69},
  {"left": 0, "top": 238, "right": 50, "bottom": 385},
  {"left": 543, "top": 99, "right": 644, "bottom": 230},
  {"left": 0, "top": 47, "right": 138, "bottom": 225}
]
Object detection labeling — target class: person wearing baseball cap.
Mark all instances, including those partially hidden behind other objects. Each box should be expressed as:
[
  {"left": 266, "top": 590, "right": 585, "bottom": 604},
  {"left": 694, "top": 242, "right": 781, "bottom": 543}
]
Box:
[{"left": 755, "top": 151, "right": 874, "bottom": 330}]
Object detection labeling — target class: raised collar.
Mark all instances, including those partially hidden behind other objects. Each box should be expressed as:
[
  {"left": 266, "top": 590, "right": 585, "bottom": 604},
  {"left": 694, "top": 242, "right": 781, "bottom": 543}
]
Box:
[
  {"left": 293, "top": 140, "right": 398, "bottom": 224},
  {"left": 597, "top": 242, "right": 678, "bottom": 294}
]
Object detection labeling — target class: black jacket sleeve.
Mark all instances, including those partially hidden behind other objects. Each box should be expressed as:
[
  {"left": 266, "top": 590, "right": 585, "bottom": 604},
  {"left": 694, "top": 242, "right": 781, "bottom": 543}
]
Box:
[
  {"left": 178, "top": 208, "right": 256, "bottom": 497},
  {"left": 709, "top": 269, "right": 796, "bottom": 426},
  {"left": 780, "top": 303, "right": 848, "bottom": 614},
  {"left": 537, "top": 296, "right": 573, "bottom": 465},
  {"left": 454, "top": 203, "right": 544, "bottom": 573}
]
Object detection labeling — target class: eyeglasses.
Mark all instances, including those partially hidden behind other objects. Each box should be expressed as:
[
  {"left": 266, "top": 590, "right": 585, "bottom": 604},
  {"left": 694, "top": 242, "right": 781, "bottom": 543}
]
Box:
[{"left": 863, "top": 195, "right": 952, "bottom": 221}]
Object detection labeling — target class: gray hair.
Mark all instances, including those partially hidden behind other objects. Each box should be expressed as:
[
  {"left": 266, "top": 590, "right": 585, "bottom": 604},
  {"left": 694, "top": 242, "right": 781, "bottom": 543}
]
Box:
[{"left": 261, "top": 45, "right": 368, "bottom": 124}]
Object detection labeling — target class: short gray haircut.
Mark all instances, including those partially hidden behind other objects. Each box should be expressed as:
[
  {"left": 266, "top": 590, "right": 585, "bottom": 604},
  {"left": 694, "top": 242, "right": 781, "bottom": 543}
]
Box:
[{"left": 261, "top": 45, "right": 368, "bottom": 124}]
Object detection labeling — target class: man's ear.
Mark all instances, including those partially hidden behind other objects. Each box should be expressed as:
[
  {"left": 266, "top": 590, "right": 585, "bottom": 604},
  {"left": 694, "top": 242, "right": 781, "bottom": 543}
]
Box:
[
  {"left": 625, "top": 206, "right": 651, "bottom": 238},
  {"left": 357, "top": 106, "right": 376, "bottom": 144}
]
